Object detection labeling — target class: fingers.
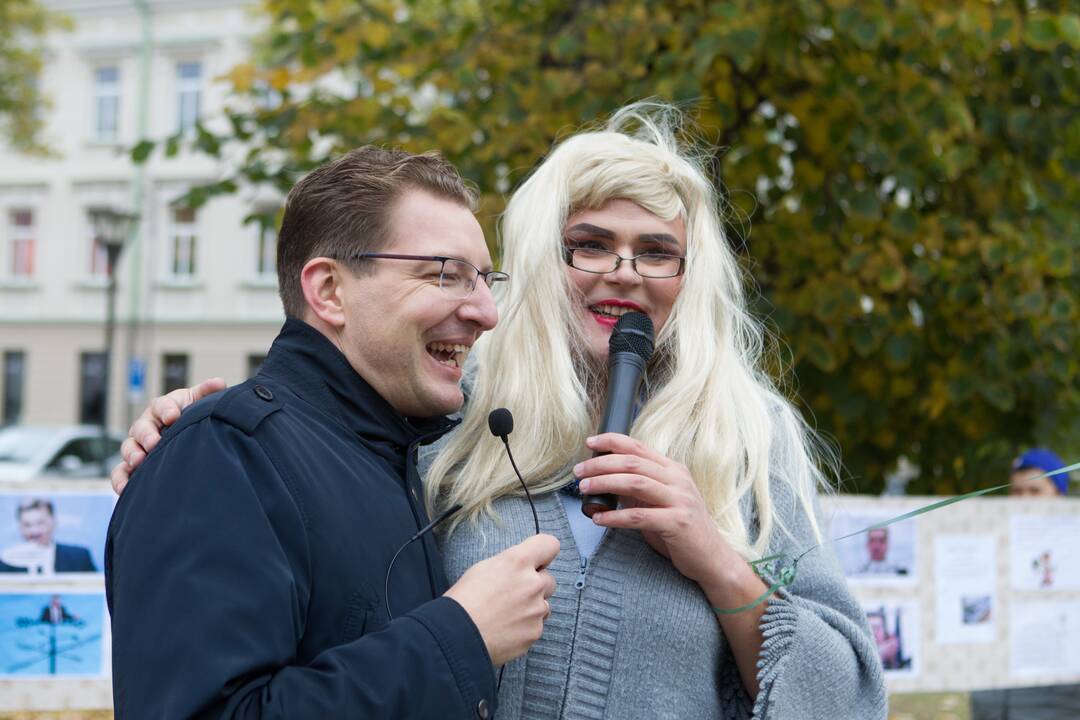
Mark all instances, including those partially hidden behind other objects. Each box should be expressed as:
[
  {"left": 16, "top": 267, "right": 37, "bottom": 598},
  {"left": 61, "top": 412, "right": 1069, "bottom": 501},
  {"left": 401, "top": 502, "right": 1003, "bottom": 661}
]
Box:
[
  {"left": 541, "top": 570, "right": 557, "bottom": 599},
  {"left": 515, "top": 533, "right": 560, "bottom": 568},
  {"left": 129, "top": 416, "right": 162, "bottom": 455},
  {"left": 578, "top": 472, "right": 675, "bottom": 507},
  {"left": 590, "top": 506, "right": 680, "bottom": 532},
  {"left": 574, "top": 451, "right": 668, "bottom": 484},
  {"left": 151, "top": 394, "right": 184, "bottom": 426},
  {"left": 188, "top": 377, "right": 227, "bottom": 405},
  {"left": 585, "top": 433, "right": 671, "bottom": 466},
  {"left": 110, "top": 462, "right": 130, "bottom": 496},
  {"left": 120, "top": 437, "right": 145, "bottom": 467}
]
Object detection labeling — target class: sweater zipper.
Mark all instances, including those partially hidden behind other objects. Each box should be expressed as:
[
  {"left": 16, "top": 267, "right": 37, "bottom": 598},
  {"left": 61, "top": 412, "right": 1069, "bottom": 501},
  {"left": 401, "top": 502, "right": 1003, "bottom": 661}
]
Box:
[
  {"left": 559, "top": 560, "right": 586, "bottom": 719},
  {"left": 574, "top": 556, "right": 588, "bottom": 590},
  {"left": 559, "top": 556, "right": 590, "bottom": 719}
]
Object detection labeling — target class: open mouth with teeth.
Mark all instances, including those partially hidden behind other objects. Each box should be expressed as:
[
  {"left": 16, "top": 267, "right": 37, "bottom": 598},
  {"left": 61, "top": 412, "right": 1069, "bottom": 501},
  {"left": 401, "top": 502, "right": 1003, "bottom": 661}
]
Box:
[
  {"left": 589, "top": 304, "right": 638, "bottom": 319},
  {"left": 426, "top": 341, "right": 470, "bottom": 369}
]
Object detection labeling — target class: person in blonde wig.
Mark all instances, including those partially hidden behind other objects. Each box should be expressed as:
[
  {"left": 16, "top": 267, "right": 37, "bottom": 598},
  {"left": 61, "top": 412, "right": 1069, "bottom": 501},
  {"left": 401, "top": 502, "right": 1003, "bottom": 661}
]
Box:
[
  {"left": 425, "top": 103, "right": 886, "bottom": 719},
  {"left": 114, "top": 103, "right": 886, "bottom": 718}
]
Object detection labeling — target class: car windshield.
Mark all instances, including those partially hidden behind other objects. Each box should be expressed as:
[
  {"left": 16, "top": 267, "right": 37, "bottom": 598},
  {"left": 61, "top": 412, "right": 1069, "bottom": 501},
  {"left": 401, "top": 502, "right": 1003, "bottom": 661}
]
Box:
[{"left": 0, "top": 427, "right": 56, "bottom": 463}]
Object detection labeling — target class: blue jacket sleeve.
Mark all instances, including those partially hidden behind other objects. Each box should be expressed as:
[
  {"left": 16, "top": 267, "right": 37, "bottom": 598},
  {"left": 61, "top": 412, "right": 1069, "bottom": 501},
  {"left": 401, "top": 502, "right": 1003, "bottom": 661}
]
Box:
[{"left": 106, "top": 418, "right": 495, "bottom": 719}]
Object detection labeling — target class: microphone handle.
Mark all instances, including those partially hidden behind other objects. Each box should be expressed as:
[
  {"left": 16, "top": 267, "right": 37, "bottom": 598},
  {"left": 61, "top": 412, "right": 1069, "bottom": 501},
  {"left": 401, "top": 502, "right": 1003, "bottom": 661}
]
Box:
[{"left": 581, "top": 352, "right": 646, "bottom": 518}]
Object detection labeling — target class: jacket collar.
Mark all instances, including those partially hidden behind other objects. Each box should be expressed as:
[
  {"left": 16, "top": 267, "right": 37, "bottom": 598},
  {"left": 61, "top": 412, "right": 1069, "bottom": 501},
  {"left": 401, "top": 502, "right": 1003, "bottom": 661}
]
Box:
[{"left": 259, "top": 318, "right": 457, "bottom": 457}]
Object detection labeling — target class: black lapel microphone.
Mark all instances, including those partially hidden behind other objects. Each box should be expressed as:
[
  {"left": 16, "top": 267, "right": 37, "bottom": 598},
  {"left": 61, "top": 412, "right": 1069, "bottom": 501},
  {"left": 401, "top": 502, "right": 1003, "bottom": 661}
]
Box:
[
  {"left": 580, "top": 311, "right": 655, "bottom": 518},
  {"left": 488, "top": 408, "right": 540, "bottom": 535},
  {"left": 384, "top": 503, "right": 462, "bottom": 620}
]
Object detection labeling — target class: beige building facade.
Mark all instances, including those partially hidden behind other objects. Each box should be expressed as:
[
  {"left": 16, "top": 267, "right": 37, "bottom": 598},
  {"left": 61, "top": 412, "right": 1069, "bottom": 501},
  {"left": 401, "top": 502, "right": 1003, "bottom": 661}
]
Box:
[{"left": 0, "top": 0, "right": 284, "bottom": 432}]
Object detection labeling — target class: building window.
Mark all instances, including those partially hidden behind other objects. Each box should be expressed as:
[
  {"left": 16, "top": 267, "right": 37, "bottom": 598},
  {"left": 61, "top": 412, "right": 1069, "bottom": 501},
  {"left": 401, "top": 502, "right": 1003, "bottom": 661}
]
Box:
[
  {"left": 176, "top": 61, "right": 202, "bottom": 133},
  {"left": 5, "top": 210, "right": 35, "bottom": 278},
  {"left": 2, "top": 351, "right": 26, "bottom": 425},
  {"left": 255, "top": 218, "right": 277, "bottom": 277},
  {"left": 79, "top": 352, "right": 107, "bottom": 425},
  {"left": 93, "top": 66, "right": 120, "bottom": 143},
  {"left": 246, "top": 354, "right": 267, "bottom": 378},
  {"left": 169, "top": 206, "right": 198, "bottom": 277},
  {"left": 162, "top": 354, "right": 189, "bottom": 394}
]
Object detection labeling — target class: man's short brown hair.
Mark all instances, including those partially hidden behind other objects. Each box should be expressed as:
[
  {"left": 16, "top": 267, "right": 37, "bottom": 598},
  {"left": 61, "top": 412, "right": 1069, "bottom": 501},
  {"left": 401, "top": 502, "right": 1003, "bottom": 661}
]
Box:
[
  {"left": 276, "top": 146, "right": 478, "bottom": 318},
  {"left": 17, "top": 499, "right": 54, "bottom": 519}
]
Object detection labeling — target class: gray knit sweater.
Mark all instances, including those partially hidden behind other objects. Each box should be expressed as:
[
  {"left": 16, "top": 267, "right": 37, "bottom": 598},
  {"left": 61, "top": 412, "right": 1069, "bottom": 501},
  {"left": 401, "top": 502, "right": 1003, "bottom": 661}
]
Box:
[{"left": 430, "top": 468, "right": 886, "bottom": 720}]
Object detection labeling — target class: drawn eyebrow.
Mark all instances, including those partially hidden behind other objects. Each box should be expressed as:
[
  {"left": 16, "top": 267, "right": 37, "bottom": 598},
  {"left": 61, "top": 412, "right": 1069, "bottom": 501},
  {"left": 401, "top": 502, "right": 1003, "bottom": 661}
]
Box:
[
  {"left": 564, "top": 223, "right": 615, "bottom": 239},
  {"left": 635, "top": 233, "right": 681, "bottom": 252}
]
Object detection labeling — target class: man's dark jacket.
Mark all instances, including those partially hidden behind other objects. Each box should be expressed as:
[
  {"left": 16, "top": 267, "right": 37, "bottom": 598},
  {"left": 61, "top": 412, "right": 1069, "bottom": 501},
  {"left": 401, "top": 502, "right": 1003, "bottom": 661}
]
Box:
[
  {"left": 0, "top": 543, "right": 96, "bottom": 573},
  {"left": 56, "top": 543, "right": 96, "bottom": 572},
  {"left": 106, "top": 319, "right": 496, "bottom": 718}
]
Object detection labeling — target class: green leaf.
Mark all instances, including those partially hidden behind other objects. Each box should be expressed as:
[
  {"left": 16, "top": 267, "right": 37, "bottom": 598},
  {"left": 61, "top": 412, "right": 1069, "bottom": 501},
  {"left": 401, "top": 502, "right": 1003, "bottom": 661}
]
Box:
[
  {"left": 165, "top": 135, "right": 181, "bottom": 158},
  {"left": 1060, "top": 15, "right": 1080, "bottom": 48},
  {"left": 990, "top": 17, "right": 1013, "bottom": 42},
  {"left": 1017, "top": 290, "right": 1046, "bottom": 316},
  {"left": 979, "top": 382, "right": 1015, "bottom": 412},
  {"left": 1024, "top": 14, "right": 1059, "bottom": 50},
  {"left": 879, "top": 264, "right": 906, "bottom": 292},
  {"left": 805, "top": 335, "right": 837, "bottom": 372},
  {"left": 889, "top": 209, "right": 917, "bottom": 235},
  {"left": 131, "top": 140, "right": 154, "bottom": 163},
  {"left": 850, "top": 189, "right": 882, "bottom": 220},
  {"left": 843, "top": 249, "right": 871, "bottom": 273},
  {"left": 851, "top": 325, "right": 879, "bottom": 357},
  {"left": 885, "top": 334, "right": 915, "bottom": 369},
  {"left": 1049, "top": 295, "right": 1076, "bottom": 321}
]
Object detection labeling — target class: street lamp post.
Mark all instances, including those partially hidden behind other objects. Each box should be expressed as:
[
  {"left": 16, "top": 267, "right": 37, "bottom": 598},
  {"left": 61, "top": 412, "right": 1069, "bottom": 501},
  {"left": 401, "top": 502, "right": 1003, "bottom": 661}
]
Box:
[{"left": 91, "top": 208, "right": 136, "bottom": 476}]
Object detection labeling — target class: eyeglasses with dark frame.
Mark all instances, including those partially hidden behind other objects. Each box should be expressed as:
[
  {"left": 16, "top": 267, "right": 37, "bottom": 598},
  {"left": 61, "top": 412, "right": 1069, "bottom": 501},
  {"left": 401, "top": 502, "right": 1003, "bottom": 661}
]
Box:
[
  {"left": 562, "top": 244, "right": 686, "bottom": 279},
  {"left": 337, "top": 252, "right": 509, "bottom": 298}
]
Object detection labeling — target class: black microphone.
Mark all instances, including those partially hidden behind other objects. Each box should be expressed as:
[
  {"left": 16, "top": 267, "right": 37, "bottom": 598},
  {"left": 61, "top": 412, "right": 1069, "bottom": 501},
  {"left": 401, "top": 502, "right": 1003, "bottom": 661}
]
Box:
[
  {"left": 488, "top": 408, "right": 540, "bottom": 534},
  {"left": 580, "top": 311, "right": 655, "bottom": 518}
]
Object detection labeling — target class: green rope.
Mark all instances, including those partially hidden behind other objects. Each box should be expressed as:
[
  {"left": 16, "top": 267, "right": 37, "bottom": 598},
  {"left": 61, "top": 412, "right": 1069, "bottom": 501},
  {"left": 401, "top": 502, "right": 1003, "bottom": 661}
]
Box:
[{"left": 712, "top": 462, "right": 1079, "bottom": 616}]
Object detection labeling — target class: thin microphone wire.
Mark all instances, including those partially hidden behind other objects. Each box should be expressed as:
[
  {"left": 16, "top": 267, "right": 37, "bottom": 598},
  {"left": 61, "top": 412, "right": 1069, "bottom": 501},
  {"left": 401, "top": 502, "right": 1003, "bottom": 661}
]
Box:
[
  {"left": 501, "top": 437, "right": 540, "bottom": 535},
  {"left": 384, "top": 504, "right": 462, "bottom": 620},
  {"left": 487, "top": 408, "right": 541, "bottom": 693}
]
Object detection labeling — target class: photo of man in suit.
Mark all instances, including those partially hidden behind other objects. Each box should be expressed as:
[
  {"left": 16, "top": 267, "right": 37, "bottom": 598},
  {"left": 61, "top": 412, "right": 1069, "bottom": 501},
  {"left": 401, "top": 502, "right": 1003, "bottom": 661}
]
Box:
[{"left": 0, "top": 499, "right": 96, "bottom": 574}]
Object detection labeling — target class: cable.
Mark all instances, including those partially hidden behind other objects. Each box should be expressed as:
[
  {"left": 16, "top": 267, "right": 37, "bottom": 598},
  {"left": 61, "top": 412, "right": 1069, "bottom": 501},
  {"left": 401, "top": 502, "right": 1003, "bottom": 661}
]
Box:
[{"left": 384, "top": 504, "right": 462, "bottom": 621}]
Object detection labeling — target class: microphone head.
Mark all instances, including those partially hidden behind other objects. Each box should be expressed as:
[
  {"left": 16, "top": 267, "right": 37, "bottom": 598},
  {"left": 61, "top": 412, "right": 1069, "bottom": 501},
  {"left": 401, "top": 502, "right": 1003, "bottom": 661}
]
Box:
[
  {"left": 487, "top": 407, "right": 514, "bottom": 439},
  {"left": 609, "top": 311, "right": 655, "bottom": 361}
]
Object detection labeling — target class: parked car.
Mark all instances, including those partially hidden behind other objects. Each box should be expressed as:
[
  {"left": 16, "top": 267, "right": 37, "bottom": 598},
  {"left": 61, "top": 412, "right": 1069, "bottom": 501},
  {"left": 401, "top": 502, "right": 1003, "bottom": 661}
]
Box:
[{"left": 0, "top": 426, "right": 122, "bottom": 482}]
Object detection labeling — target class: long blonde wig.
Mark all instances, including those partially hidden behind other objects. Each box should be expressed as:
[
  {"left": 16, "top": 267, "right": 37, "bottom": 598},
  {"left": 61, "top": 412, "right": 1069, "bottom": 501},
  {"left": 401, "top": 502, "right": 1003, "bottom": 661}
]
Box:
[{"left": 425, "top": 103, "right": 829, "bottom": 559}]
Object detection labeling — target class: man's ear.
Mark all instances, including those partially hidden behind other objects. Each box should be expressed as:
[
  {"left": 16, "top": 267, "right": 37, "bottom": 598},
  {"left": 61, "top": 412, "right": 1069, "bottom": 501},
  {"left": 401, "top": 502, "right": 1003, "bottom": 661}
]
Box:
[{"left": 300, "top": 257, "right": 347, "bottom": 328}]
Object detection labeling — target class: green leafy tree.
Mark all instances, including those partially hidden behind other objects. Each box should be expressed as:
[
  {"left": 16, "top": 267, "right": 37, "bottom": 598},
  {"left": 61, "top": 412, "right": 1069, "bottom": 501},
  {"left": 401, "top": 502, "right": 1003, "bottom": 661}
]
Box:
[
  {"left": 0, "top": 0, "right": 69, "bottom": 153},
  {"left": 146, "top": 0, "right": 1079, "bottom": 494}
]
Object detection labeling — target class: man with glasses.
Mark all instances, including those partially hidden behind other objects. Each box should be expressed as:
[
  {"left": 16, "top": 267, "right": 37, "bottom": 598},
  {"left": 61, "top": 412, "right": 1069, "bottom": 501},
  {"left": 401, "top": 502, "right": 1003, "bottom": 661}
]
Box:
[{"left": 106, "top": 147, "right": 559, "bottom": 718}]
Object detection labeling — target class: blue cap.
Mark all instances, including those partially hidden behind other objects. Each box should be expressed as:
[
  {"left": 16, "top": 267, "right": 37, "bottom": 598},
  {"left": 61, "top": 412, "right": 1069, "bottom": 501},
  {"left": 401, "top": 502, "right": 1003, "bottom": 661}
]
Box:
[{"left": 1013, "top": 448, "right": 1069, "bottom": 495}]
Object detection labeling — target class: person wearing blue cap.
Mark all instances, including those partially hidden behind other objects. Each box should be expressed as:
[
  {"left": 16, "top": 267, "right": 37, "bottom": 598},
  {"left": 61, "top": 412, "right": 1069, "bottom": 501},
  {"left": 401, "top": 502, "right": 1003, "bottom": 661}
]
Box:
[{"left": 1010, "top": 447, "right": 1071, "bottom": 497}]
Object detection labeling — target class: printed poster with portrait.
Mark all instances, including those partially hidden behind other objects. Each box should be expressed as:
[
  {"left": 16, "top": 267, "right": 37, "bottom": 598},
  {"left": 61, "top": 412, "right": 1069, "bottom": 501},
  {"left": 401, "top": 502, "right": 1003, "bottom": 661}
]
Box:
[
  {"left": 863, "top": 601, "right": 920, "bottom": 678},
  {"left": 830, "top": 508, "right": 918, "bottom": 586},
  {"left": 0, "top": 491, "right": 114, "bottom": 579}
]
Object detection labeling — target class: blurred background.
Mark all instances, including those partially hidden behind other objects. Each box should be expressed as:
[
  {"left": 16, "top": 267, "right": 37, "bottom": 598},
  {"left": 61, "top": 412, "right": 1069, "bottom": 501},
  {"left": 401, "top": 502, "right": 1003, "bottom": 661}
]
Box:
[{"left": 0, "top": 0, "right": 1077, "bottom": 717}]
